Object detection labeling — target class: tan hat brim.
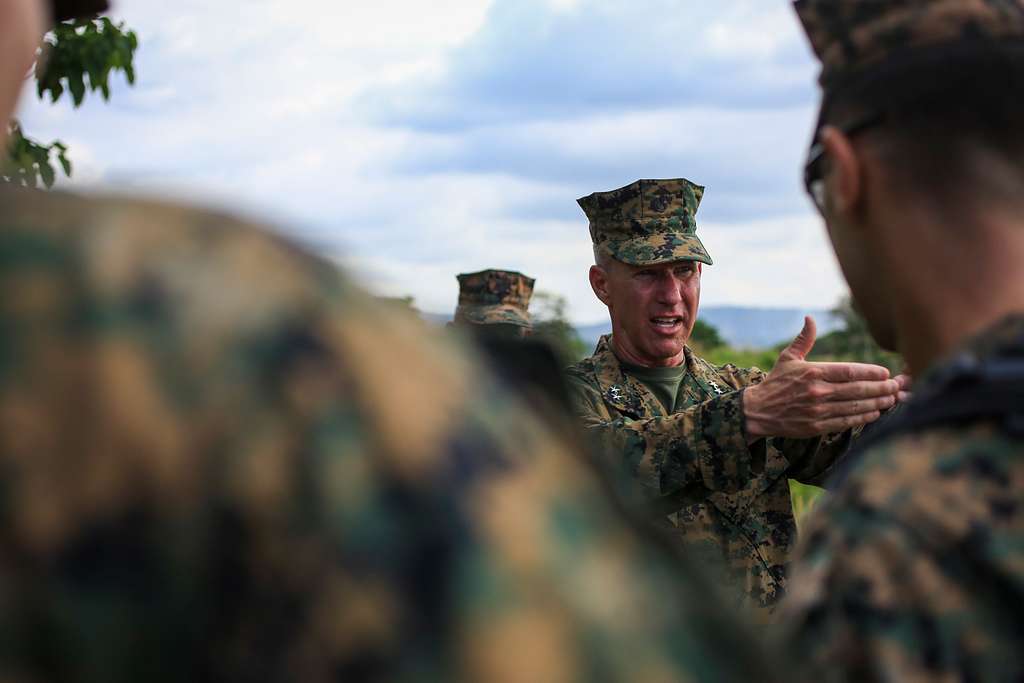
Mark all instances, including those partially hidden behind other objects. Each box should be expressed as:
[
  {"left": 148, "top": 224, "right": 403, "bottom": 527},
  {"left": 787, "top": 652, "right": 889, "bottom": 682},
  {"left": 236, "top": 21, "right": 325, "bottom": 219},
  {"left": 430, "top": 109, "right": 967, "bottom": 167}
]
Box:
[
  {"left": 603, "top": 233, "right": 713, "bottom": 267},
  {"left": 454, "top": 305, "right": 532, "bottom": 328}
]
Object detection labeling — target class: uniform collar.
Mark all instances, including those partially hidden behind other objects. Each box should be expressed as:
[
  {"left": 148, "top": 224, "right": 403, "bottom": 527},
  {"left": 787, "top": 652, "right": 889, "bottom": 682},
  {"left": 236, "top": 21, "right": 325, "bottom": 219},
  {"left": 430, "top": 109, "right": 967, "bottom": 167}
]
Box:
[
  {"left": 591, "top": 335, "right": 720, "bottom": 418},
  {"left": 916, "top": 314, "right": 1024, "bottom": 396}
]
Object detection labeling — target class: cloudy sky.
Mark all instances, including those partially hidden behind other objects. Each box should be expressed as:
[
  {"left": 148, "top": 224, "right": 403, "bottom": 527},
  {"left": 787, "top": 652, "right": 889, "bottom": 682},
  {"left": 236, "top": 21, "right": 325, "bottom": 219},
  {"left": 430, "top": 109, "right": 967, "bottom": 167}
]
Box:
[{"left": 17, "top": 0, "right": 848, "bottom": 324}]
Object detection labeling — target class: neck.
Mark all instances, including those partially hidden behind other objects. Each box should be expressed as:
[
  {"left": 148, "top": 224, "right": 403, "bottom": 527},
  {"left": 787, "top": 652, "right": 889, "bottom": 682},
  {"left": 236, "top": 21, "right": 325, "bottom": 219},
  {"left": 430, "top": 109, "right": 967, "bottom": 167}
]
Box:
[
  {"left": 891, "top": 209, "right": 1024, "bottom": 374},
  {"left": 609, "top": 331, "right": 686, "bottom": 369}
]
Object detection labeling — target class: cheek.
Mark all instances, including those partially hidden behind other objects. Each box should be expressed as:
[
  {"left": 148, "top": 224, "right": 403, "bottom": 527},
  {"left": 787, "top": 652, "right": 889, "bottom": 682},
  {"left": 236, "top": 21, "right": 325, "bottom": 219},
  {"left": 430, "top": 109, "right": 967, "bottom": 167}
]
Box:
[
  {"left": 828, "top": 222, "right": 865, "bottom": 285},
  {"left": 683, "top": 279, "right": 701, "bottom": 308},
  {"left": 615, "top": 283, "right": 647, "bottom": 311}
]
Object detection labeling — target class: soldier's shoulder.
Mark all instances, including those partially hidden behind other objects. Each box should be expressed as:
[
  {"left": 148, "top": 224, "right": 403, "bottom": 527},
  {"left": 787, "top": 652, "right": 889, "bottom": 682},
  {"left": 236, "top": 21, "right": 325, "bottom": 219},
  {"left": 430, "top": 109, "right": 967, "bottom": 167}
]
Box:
[
  {"left": 788, "top": 421, "right": 1024, "bottom": 680},
  {"left": 686, "top": 348, "right": 763, "bottom": 388},
  {"left": 1, "top": 187, "right": 476, "bottom": 446},
  {"left": 821, "top": 421, "right": 1024, "bottom": 545},
  {"left": 4, "top": 187, "right": 328, "bottom": 271},
  {"left": 564, "top": 353, "right": 600, "bottom": 383}
]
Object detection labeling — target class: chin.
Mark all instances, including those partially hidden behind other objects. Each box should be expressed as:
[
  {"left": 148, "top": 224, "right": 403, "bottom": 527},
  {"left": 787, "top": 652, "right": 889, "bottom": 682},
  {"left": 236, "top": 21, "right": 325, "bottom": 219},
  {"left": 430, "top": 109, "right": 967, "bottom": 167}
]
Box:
[
  {"left": 868, "top": 320, "right": 899, "bottom": 353},
  {"left": 856, "top": 299, "right": 898, "bottom": 352},
  {"left": 648, "top": 339, "right": 686, "bottom": 362}
]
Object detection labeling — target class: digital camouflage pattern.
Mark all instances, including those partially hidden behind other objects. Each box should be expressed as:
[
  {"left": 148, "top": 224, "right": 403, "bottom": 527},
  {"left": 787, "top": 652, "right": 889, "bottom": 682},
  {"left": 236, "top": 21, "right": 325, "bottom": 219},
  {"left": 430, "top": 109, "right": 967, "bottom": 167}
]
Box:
[
  {"left": 577, "top": 179, "right": 713, "bottom": 267},
  {"left": 780, "top": 316, "right": 1024, "bottom": 682},
  {"left": 566, "top": 336, "right": 854, "bottom": 621},
  {"left": 0, "top": 186, "right": 776, "bottom": 682},
  {"left": 795, "top": 0, "right": 1024, "bottom": 91},
  {"left": 454, "top": 269, "right": 534, "bottom": 329}
]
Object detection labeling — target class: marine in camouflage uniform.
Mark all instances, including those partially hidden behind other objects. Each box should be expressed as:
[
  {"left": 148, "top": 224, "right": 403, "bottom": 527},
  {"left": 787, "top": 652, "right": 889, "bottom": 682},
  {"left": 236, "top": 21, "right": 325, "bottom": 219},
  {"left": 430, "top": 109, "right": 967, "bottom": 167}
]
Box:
[
  {"left": 0, "top": 3, "right": 779, "bottom": 675},
  {"left": 781, "top": 1, "right": 1024, "bottom": 680},
  {"left": 566, "top": 178, "right": 892, "bottom": 620},
  {"left": 452, "top": 268, "right": 535, "bottom": 337},
  {"left": 0, "top": 184, "right": 782, "bottom": 682}
]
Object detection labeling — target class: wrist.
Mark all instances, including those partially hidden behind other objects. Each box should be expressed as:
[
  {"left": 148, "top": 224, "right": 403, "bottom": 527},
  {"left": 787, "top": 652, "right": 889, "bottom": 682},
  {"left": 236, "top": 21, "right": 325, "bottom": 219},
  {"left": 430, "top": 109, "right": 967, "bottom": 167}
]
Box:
[{"left": 740, "top": 386, "right": 767, "bottom": 444}]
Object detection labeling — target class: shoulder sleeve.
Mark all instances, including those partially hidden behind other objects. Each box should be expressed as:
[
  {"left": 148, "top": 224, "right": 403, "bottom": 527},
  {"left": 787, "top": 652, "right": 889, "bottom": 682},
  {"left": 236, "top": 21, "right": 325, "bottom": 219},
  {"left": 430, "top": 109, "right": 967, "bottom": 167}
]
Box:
[
  {"left": 780, "top": 508, "right": 938, "bottom": 682},
  {"left": 713, "top": 362, "right": 766, "bottom": 390},
  {"left": 778, "top": 436, "right": 1019, "bottom": 682}
]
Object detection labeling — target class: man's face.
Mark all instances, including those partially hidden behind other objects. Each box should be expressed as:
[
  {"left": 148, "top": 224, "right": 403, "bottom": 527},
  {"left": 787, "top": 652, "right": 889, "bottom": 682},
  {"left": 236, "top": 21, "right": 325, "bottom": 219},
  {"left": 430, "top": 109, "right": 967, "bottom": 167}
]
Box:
[{"left": 591, "top": 259, "right": 701, "bottom": 368}]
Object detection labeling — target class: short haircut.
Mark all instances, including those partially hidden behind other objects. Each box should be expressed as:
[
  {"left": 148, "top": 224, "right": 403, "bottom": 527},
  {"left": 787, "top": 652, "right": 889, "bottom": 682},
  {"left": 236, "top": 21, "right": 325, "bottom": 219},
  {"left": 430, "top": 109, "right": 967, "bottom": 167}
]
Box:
[{"left": 822, "top": 47, "right": 1024, "bottom": 208}]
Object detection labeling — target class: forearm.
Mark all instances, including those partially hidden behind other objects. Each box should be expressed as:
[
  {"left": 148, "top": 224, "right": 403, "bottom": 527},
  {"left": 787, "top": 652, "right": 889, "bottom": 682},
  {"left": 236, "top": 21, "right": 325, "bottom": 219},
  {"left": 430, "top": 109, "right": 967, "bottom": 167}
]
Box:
[{"left": 773, "top": 427, "right": 861, "bottom": 486}]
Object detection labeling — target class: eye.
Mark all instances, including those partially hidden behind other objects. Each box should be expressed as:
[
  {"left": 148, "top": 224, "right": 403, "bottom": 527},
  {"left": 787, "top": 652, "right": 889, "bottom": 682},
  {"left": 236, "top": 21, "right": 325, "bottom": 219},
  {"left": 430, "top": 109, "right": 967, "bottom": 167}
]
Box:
[
  {"left": 634, "top": 270, "right": 656, "bottom": 281},
  {"left": 674, "top": 266, "right": 696, "bottom": 278}
]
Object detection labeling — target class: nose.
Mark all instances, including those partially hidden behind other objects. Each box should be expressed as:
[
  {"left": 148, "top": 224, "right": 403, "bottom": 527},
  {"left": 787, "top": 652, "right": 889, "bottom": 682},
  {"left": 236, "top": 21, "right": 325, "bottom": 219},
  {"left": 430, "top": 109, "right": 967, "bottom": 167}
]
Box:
[{"left": 655, "top": 272, "right": 683, "bottom": 305}]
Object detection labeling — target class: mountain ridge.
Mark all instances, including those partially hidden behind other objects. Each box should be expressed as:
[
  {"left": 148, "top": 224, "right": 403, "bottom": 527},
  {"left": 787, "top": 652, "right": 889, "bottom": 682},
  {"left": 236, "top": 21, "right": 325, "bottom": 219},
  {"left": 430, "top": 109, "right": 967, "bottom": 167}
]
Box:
[{"left": 423, "top": 305, "right": 842, "bottom": 350}]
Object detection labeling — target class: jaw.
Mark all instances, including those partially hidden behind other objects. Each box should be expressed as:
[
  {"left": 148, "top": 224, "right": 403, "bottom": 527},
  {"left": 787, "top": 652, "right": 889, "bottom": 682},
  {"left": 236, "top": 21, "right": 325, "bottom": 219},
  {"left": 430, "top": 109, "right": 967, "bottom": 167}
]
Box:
[{"left": 611, "top": 320, "right": 688, "bottom": 368}]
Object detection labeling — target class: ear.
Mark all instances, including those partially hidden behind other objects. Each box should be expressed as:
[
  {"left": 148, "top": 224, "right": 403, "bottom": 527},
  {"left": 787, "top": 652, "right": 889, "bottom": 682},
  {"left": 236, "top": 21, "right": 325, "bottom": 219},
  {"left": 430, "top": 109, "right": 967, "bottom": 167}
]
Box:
[
  {"left": 821, "top": 126, "right": 862, "bottom": 215},
  {"left": 589, "top": 265, "right": 612, "bottom": 307}
]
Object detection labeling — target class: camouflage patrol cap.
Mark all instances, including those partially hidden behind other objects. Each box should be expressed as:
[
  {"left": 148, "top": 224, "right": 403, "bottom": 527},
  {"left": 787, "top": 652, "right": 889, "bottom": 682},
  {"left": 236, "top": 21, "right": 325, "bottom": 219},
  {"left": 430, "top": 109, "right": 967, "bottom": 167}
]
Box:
[
  {"left": 454, "top": 269, "right": 535, "bottom": 329},
  {"left": 795, "top": 0, "right": 1024, "bottom": 94},
  {"left": 578, "top": 179, "right": 713, "bottom": 267},
  {"left": 50, "top": 0, "right": 109, "bottom": 21}
]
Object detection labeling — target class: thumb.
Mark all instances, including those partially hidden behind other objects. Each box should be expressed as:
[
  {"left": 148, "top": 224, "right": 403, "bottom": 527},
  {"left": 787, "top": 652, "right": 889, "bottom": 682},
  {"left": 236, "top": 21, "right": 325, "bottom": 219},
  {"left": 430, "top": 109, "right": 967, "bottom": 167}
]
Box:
[{"left": 779, "top": 315, "right": 817, "bottom": 362}]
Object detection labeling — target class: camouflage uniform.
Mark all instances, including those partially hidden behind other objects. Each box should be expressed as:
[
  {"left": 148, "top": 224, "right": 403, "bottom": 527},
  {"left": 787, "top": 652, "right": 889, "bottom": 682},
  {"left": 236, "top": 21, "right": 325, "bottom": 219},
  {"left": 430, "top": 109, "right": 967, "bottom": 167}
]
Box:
[
  {"left": 453, "top": 269, "right": 534, "bottom": 331},
  {"left": 781, "top": 317, "right": 1024, "bottom": 681},
  {"left": 780, "top": 2, "right": 1024, "bottom": 680},
  {"left": 567, "top": 179, "right": 854, "bottom": 619},
  {"left": 0, "top": 185, "right": 774, "bottom": 682}
]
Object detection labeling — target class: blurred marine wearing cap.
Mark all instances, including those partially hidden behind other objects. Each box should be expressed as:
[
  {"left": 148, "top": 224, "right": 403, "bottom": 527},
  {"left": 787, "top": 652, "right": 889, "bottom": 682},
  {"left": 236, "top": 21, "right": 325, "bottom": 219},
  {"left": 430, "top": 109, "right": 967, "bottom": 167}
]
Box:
[{"left": 0, "top": 0, "right": 779, "bottom": 680}]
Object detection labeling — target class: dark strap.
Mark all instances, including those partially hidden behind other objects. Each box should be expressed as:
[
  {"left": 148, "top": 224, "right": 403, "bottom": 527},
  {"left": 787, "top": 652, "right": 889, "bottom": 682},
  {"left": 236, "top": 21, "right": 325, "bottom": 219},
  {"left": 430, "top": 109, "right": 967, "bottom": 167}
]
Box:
[{"left": 827, "top": 357, "right": 1024, "bottom": 490}]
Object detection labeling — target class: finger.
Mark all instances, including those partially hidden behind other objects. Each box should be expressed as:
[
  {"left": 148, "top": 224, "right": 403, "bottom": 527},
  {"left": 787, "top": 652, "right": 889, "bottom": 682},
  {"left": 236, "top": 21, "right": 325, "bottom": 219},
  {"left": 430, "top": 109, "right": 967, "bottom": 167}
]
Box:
[
  {"left": 894, "top": 374, "right": 913, "bottom": 391},
  {"left": 820, "top": 395, "right": 897, "bottom": 417},
  {"left": 778, "top": 316, "right": 817, "bottom": 362},
  {"left": 826, "top": 379, "right": 900, "bottom": 401},
  {"left": 898, "top": 391, "right": 912, "bottom": 403},
  {"left": 815, "top": 362, "right": 891, "bottom": 382},
  {"left": 817, "top": 410, "right": 884, "bottom": 434}
]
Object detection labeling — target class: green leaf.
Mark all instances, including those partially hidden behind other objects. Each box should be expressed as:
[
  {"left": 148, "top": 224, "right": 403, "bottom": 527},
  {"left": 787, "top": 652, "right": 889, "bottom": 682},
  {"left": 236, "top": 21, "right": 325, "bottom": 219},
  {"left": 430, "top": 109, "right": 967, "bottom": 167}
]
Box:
[
  {"left": 39, "top": 161, "right": 55, "bottom": 188},
  {"left": 68, "top": 72, "right": 86, "bottom": 106},
  {"left": 34, "top": 17, "right": 139, "bottom": 107}
]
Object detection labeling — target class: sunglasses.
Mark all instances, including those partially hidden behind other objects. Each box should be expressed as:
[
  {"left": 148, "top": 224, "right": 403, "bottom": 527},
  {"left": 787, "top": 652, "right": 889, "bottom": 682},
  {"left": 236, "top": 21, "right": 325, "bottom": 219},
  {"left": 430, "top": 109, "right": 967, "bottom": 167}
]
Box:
[{"left": 803, "top": 111, "right": 885, "bottom": 214}]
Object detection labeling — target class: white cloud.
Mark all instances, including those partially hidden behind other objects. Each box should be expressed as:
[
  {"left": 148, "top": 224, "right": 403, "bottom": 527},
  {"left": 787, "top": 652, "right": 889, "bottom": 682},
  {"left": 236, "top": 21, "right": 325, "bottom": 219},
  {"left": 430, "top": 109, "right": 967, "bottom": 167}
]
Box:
[{"left": 15, "top": 0, "right": 844, "bottom": 325}]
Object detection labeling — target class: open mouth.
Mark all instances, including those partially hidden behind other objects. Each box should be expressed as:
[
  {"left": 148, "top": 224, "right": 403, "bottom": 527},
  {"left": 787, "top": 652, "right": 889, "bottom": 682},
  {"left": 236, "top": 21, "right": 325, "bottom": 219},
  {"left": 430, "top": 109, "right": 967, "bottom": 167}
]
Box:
[{"left": 651, "top": 316, "right": 684, "bottom": 330}]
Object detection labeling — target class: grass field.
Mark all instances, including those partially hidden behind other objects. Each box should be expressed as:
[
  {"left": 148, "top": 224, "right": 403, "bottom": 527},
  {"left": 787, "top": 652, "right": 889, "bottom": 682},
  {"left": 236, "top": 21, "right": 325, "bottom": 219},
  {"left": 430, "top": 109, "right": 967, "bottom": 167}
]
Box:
[{"left": 789, "top": 480, "right": 826, "bottom": 533}]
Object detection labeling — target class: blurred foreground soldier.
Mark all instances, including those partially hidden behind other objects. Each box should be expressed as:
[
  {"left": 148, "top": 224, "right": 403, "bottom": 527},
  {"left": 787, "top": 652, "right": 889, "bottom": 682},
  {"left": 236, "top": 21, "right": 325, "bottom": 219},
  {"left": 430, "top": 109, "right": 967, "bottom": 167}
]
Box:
[
  {"left": 566, "top": 178, "right": 904, "bottom": 619},
  {"left": 782, "top": 1, "right": 1024, "bottom": 680},
  {"left": 452, "top": 268, "right": 534, "bottom": 338},
  {"left": 0, "top": 1, "right": 776, "bottom": 681}
]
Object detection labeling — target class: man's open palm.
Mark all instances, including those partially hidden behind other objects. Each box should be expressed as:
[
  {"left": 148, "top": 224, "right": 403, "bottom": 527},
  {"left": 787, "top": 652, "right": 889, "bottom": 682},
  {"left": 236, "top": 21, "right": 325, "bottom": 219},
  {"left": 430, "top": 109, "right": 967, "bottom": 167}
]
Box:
[{"left": 743, "top": 317, "right": 900, "bottom": 441}]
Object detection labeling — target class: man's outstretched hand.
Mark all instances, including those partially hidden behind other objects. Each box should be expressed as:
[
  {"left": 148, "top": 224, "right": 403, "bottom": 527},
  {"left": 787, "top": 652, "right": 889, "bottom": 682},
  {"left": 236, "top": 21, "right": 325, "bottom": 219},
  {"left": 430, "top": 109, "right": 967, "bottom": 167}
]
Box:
[{"left": 743, "top": 316, "right": 900, "bottom": 443}]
